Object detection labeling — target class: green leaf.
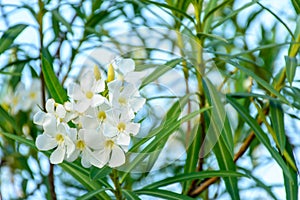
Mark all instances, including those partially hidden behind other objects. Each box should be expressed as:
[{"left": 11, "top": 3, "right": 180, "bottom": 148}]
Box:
[
  {"left": 283, "top": 141, "right": 298, "bottom": 200},
  {"left": 197, "top": 32, "right": 228, "bottom": 43},
  {"left": 0, "top": 106, "right": 22, "bottom": 134},
  {"left": 0, "top": 131, "right": 36, "bottom": 149},
  {"left": 144, "top": 171, "right": 245, "bottom": 189},
  {"left": 182, "top": 124, "right": 201, "bottom": 193},
  {"left": 226, "top": 96, "right": 294, "bottom": 180},
  {"left": 270, "top": 101, "right": 286, "bottom": 153},
  {"left": 90, "top": 166, "right": 112, "bottom": 180},
  {"left": 226, "top": 60, "right": 289, "bottom": 104},
  {"left": 212, "top": 1, "right": 257, "bottom": 29},
  {"left": 60, "top": 163, "right": 111, "bottom": 200},
  {"left": 227, "top": 92, "right": 279, "bottom": 102},
  {"left": 256, "top": 2, "right": 294, "bottom": 39},
  {"left": 77, "top": 188, "right": 110, "bottom": 200},
  {"left": 135, "top": 189, "right": 194, "bottom": 200},
  {"left": 122, "top": 190, "right": 141, "bottom": 200},
  {"left": 52, "top": 9, "right": 73, "bottom": 34},
  {"left": 41, "top": 55, "right": 68, "bottom": 104},
  {"left": 0, "top": 24, "right": 28, "bottom": 54},
  {"left": 291, "top": 0, "right": 300, "bottom": 14},
  {"left": 140, "top": 58, "right": 183, "bottom": 88},
  {"left": 202, "top": 78, "right": 239, "bottom": 200},
  {"left": 285, "top": 56, "right": 297, "bottom": 86}
]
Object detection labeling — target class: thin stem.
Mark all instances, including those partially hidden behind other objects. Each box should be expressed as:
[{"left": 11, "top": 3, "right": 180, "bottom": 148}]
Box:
[
  {"left": 189, "top": 131, "right": 256, "bottom": 197},
  {"left": 37, "top": 1, "right": 56, "bottom": 199},
  {"left": 110, "top": 169, "right": 123, "bottom": 200}
]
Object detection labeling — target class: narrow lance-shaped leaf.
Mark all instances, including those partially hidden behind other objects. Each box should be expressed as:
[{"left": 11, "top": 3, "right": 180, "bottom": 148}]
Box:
[
  {"left": 135, "top": 189, "right": 195, "bottom": 200},
  {"left": 283, "top": 140, "right": 298, "bottom": 200},
  {"left": 226, "top": 59, "right": 289, "bottom": 104},
  {"left": 202, "top": 78, "right": 239, "bottom": 200},
  {"left": 122, "top": 190, "right": 141, "bottom": 200},
  {"left": 285, "top": 56, "right": 297, "bottom": 86},
  {"left": 0, "top": 24, "right": 28, "bottom": 54},
  {"left": 291, "top": 0, "right": 300, "bottom": 14},
  {"left": 140, "top": 58, "right": 183, "bottom": 88},
  {"left": 270, "top": 101, "right": 286, "bottom": 154},
  {"left": 41, "top": 55, "right": 68, "bottom": 104},
  {"left": 90, "top": 166, "right": 112, "bottom": 180},
  {"left": 143, "top": 170, "right": 245, "bottom": 189},
  {"left": 226, "top": 96, "right": 294, "bottom": 180}
]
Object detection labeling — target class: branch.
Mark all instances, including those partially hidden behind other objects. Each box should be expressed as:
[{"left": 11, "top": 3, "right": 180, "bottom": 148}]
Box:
[{"left": 188, "top": 131, "right": 256, "bottom": 197}]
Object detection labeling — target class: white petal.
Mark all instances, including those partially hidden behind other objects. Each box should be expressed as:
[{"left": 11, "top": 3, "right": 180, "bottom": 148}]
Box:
[
  {"left": 43, "top": 115, "right": 57, "bottom": 136},
  {"left": 84, "top": 129, "right": 103, "bottom": 149},
  {"left": 75, "top": 100, "right": 91, "bottom": 113},
  {"left": 103, "top": 123, "right": 118, "bottom": 137},
  {"left": 130, "top": 97, "right": 146, "bottom": 112},
  {"left": 107, "top": 80, "right": 122, "bottom": 92},
  {"left": 83, "top": 148, "right": 105, "bottom": 168},
  {"left": 36, "top": 134, "right": 57, "bottom": 150},
  {"left": 33, "top": 111, "right": 46, "bottom": 125},
  {"left": 46, "top": 99, "right": 55, "bottom": 113},
  {"left": 65, "top": 136, "right": 75, "bottom": 157},
  {"left": 109, "top": 145, "right": 125, "bottom": 167},
  {"left": 56, "top": 104, "right": 66, "bottom": 119},
  {"left": 116, "top": 133, "right": 131, "bottom": 146},
  {"left": 126, "top": 122, "right": 140, "bottom": 136},
  {"left": 91, "top": 95, "right": 105, "bottom": 107},
  {"left": 80, "top": 71, "right": 94, "bottom": 92},
  {"left": 57, "top": 123, "right": 68, "bottom": 135},
  {"left": 94, "top": 148, "right": 110, "bottom": 165},
  {"left": 93, "top": 80, "right": 105, "bottom": 93},
  {"left": 68, "top": 83, "right": 84, "bottom": 100},
  {"left": 81, "top": 116, "right": 98, "bottom": 129},
  {"left": 81, "top": 151, "right": 92, "bottom": 168},
  {"left": 66, "top": 149, "right": 80, "bottom": 162},
  {"left": 50, "top": 145, "right": 65, "bottom": 164}
]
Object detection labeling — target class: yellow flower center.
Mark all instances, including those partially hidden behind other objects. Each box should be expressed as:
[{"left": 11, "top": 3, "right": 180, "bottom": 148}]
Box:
[
  {"left": 118, "top": 97, "right": 127, "bottom": 105},
  {"left": 12, "top": 97, "right": 19, "bottom": 106},
  {"left": 29, "top": 92, "right": 37, "bottom": 99},
  {"left": 105, "top": 140, "right": 114, "bottom": 149},
  {"left": 55, "top": 134, "right": 64, "bottom": 145},
  {"left": 76, "top": 140, "right": 86, "bottom": 150},
  {"left": 86, "top": 91, "right": 94, "bottom": 99},
  {"left": 97, "top": 111, "right": 106, "bottom": 121},
  {"left": 117, "top": 122, "right": 126, "bottom": 132}
]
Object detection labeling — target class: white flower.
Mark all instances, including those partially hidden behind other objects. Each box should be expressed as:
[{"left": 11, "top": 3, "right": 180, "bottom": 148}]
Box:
[
  {"left": 108, "top": 81, "right": 145, "bottom": 116},
  {"left": 67, "top": 129, "right": 106, "bottom": 168},
  {"left": 3, "top": 84, "right": 24, "bottom": 114},
  {"left": 112, "top": 58, "right": 146, "bottom": 86},
  {"left": 78, "top": 102, "right": 111, "bottom": 130},
  {"left": 22, "top": 78, "right": 42, "bottom": 111},
  {"left": 35, "top": 117, "right": 75, "bottom": 164},
  {"left": 33, "top": 99, "right": 68, "bottom": 127},
  {"left": 94, "top": 130, "right": 126, "bottom": 168},
  {"left": 104, "top": 109, "right": 140, "bottom": 147},
  {"left": 68, "top": 70, "right": 105, "bottom": 113}
]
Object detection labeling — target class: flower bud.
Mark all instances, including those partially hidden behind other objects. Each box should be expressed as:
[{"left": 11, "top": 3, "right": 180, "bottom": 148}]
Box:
[
  {"left": 107, "top": 63, "right": 115, "bottom": 82},
  {"left": 94, "top": 65, "right": 101, "bottom": 81}
]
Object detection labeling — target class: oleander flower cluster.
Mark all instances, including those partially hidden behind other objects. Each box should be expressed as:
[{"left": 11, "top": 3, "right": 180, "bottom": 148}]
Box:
[{"left": 33, "top": 58, "right": 146, "bottom": 168}]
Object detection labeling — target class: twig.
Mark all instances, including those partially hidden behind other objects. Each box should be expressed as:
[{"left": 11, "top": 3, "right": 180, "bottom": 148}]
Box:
[{"left": 188, "top": 131, "right": 256, "bottom": 197}]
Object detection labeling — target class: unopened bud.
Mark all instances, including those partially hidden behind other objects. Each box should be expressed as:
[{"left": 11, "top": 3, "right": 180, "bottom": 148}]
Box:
[
  {"left": 94, "top": 65, "right": 101, "bottom": 81},
  {"left": 107, "top": 63, "right": 115, "bottom": 82}
]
